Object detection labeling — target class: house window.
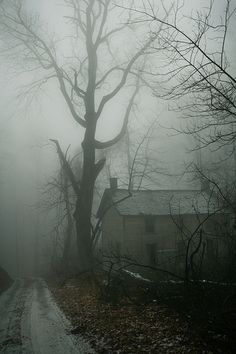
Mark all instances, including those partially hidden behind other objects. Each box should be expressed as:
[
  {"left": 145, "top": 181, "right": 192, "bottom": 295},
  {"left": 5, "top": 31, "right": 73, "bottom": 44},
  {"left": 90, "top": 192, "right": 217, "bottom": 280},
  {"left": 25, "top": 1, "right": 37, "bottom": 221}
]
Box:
[
  {"left": 206, "top": 239, "right": 218, "bottom": 259},
  {"left": 146, "top": 243, "right": 157, "bottom": 266},
  {"left": 145, "top": 216, "right": 155, "bottom": 233},
  {"left": 115, "top": 242, "right": 121, "bottom": 263},
  {"left": 177, "top": 240, "right": 186, "bottom": 260}
]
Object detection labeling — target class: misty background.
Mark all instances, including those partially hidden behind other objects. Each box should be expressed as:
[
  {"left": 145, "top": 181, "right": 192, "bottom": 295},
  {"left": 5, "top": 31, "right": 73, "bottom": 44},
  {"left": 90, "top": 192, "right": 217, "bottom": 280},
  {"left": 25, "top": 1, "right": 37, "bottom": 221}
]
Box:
[{"left": 0, "top": 0, "right": 235, "bottom": 277}]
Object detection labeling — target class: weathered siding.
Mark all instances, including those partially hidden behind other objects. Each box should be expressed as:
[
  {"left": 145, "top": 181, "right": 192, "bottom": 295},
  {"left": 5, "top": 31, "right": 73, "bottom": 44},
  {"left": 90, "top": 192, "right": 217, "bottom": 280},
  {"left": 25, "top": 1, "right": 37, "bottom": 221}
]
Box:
[
  {"left": 102, "top": 208, "right": 229, "bottom": 274},
  {"left": 102, "top": 206, "right": 124, "bottom": 254}
]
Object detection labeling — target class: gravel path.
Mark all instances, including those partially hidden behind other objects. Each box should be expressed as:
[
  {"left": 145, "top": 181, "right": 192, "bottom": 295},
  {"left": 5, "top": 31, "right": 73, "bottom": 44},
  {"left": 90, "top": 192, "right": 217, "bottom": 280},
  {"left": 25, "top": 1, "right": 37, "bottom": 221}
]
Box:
[{"left": 0, "top": 278, "right": 94, "bottom": 354}]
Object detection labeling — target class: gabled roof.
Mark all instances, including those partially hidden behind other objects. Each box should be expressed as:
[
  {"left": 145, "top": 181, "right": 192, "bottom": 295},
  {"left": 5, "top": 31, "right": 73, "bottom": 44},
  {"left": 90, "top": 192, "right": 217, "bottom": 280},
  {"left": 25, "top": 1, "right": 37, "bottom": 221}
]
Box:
[{"left": 97, "top": 189, "right": 223, "bottom": 218}]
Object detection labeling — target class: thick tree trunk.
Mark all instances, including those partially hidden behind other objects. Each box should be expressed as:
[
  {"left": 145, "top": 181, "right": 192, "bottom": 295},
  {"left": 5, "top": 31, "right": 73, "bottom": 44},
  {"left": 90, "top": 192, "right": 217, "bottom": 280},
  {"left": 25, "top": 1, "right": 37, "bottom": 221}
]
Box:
[
  {"left": 62, "top": 174, "right": 73, "bottom": 271},
  {"left": 62, "top": 213, "right": 73, "bottom": 269},
  {"left": 74, "top": 125, "right": 96, "bottom": 272}
]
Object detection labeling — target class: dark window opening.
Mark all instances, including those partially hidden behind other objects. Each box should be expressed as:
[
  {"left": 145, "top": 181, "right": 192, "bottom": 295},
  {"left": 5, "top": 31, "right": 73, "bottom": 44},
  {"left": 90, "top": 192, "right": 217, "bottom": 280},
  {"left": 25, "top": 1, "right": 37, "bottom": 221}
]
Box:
[
  {"left": 145, "top": 216, "right": 155, "bottom": 233},
  {"left": 206, "top": 239, "right": 218, "bottom": 259},
  {"left": 116, "top": 242, "right": 121, "bottom": 263},
  {"left": 177, "top": 240, "right": 186, "bottom": 256},
  {"left": 177, "top": 240, "right": 185, "bottom": 261},
  {"left": 146, "top": 243, "right": 157, "bottom": 266}
]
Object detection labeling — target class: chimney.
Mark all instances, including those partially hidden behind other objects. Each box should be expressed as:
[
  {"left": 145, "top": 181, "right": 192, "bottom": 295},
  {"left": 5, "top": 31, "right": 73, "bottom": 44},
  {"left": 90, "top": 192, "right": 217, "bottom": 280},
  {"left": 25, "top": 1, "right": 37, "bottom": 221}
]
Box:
[{"left": 110, "top": 177, "right": 118, "bottom": 192}]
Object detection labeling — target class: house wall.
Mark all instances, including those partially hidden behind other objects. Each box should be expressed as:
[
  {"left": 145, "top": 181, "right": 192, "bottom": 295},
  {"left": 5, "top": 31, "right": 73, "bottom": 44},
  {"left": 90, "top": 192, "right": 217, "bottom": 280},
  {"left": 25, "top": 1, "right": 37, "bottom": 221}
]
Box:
[
  {"left": 102, "top": 206, "right": 124, "bottom": 255},
  {"left": 101, "top": 209, "right": 229, "bottom": 275},
  {"left": 122, "top": 215, "right": 178, "bottom": 267}
]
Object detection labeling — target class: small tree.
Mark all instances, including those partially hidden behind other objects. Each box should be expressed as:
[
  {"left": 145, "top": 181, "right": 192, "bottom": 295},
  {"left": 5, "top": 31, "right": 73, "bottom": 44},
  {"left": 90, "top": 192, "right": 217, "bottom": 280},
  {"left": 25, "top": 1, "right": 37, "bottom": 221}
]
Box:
[{"left": 40, "top": 148, "right": 80, "bottom": 274}]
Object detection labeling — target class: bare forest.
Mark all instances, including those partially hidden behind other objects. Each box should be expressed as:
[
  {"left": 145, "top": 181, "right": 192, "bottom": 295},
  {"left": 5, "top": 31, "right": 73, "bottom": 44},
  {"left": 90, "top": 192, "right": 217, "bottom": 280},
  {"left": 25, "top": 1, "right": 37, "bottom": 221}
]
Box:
[{"left": 0, "top": 1, "right": 236, "bottom": 353}]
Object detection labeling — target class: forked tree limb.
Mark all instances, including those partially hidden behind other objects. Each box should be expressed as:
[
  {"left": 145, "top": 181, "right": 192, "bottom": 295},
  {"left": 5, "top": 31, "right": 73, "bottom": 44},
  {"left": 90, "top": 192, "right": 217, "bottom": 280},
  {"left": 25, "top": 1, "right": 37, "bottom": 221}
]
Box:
[{"left": 50, "top": 139, "right": 80, "bottom": 196}]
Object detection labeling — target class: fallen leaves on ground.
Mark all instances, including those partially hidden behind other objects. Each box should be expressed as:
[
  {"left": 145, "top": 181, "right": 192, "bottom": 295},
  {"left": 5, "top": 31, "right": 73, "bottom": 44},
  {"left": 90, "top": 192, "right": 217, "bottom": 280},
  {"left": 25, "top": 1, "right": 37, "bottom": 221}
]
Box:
[{"left": 50, "top": 279, "right": 225, "bottom": 354}]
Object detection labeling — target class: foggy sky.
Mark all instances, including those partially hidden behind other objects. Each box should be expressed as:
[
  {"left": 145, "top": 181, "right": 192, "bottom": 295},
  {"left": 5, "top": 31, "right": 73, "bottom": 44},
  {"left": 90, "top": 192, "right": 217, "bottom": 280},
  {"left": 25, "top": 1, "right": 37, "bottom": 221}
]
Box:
[{"left": 0, "top": 0, "right": 235, "bottom": 276}]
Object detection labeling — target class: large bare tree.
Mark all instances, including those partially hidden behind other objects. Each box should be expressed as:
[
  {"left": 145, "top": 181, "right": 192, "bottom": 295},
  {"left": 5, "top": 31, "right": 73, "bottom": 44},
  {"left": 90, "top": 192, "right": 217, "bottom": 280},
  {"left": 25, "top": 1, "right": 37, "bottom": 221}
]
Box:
[{"left": 0, "top": 0, "right": 160, "bottom": 271}]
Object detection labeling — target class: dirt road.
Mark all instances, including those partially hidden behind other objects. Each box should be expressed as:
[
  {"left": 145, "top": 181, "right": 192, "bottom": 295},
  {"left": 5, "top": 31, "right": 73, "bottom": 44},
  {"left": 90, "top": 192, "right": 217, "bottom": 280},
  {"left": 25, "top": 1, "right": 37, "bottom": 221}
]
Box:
[{"left": 0, "top": 278, "right": 94, "bottom": 354}]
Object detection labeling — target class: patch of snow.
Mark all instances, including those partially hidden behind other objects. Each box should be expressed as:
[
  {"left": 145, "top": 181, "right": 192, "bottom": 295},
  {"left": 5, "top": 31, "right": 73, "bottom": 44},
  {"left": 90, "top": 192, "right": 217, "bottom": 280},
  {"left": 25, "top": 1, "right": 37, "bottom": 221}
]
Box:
[{"left": 123, "top": 270, "right": 152, "bottom": 283}]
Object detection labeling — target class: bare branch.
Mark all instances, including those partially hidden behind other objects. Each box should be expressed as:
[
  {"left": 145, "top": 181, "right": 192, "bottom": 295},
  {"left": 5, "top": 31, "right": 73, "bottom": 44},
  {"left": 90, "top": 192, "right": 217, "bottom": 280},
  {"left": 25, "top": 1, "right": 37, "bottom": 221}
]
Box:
[{"left": 50, "top": 139, "right": 80, "bottom": 196}]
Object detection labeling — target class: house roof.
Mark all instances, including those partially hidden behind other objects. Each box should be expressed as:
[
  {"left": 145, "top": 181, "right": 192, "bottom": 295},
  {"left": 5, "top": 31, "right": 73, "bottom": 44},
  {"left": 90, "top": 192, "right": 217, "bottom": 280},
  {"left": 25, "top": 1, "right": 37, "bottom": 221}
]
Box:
[{"left": 97, "top": 189, "right": 223, "bottom": 218}]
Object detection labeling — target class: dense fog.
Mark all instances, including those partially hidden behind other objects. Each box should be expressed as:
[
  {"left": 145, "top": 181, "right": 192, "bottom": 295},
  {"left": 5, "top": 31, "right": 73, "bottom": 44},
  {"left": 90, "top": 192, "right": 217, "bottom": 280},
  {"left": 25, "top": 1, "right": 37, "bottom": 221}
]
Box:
[{"left": 0, "top": 0, "right": 235, "bottom": 277}]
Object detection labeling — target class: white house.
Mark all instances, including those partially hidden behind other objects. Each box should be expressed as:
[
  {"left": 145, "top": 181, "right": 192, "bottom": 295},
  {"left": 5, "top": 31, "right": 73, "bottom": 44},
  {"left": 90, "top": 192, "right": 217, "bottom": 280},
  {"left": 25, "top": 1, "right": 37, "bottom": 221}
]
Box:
[{"left": 97, "top": 179, "right": 229, "bottom": 277}]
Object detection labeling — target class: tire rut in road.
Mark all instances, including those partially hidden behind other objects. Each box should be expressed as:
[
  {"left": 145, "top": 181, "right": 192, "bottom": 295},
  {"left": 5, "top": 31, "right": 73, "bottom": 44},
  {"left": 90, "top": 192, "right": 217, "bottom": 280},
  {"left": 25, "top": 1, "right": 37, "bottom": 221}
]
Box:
[
  {"left": 0, "top": 278, "right": 95, "bottom": 354},
  {"left": 0, "top": 278, "right": 34, "bottom": 354}
]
